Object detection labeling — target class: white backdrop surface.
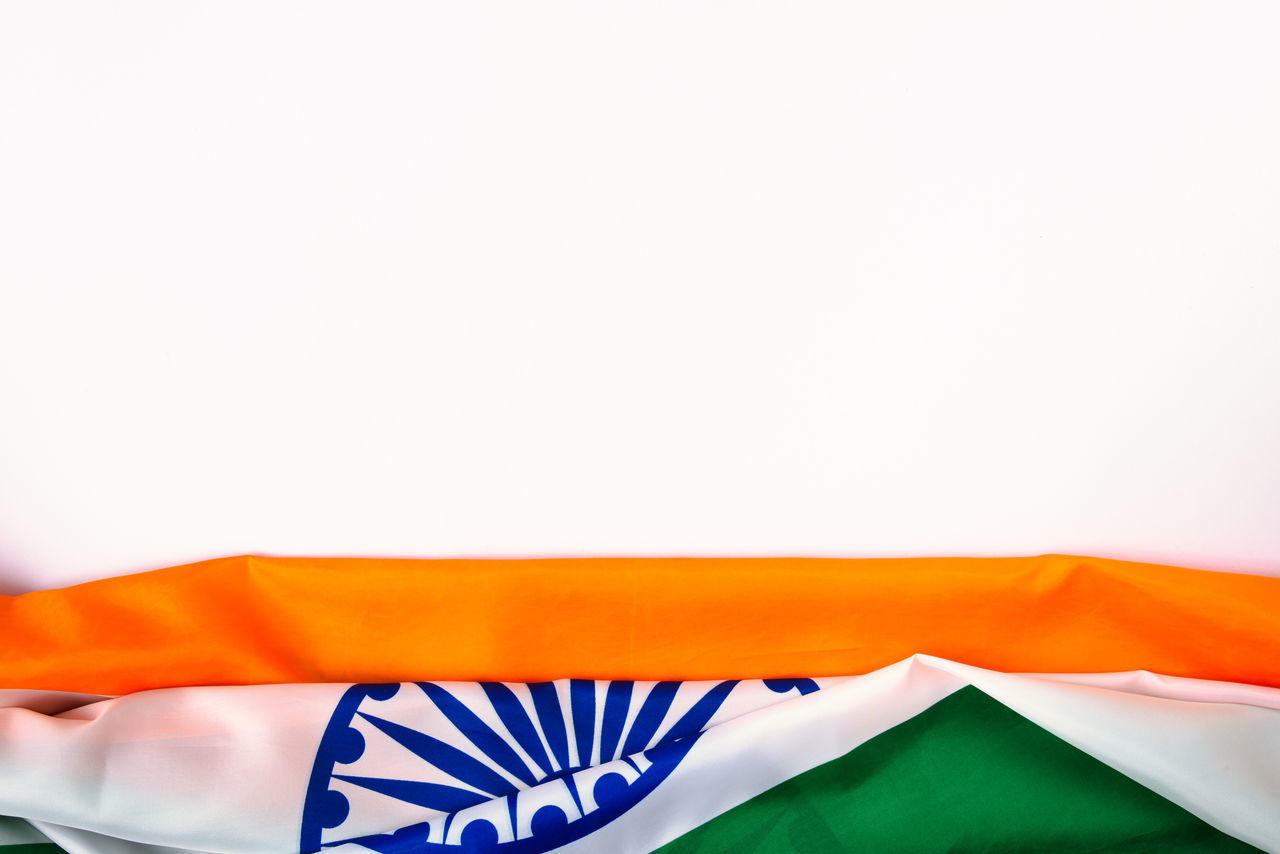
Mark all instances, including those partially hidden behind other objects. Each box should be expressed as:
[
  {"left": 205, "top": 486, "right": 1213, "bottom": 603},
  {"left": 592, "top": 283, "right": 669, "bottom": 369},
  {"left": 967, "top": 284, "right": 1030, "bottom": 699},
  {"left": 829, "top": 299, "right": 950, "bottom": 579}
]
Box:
[{"left": 1, "top": 2, "right": 1278, "bottom": 592}]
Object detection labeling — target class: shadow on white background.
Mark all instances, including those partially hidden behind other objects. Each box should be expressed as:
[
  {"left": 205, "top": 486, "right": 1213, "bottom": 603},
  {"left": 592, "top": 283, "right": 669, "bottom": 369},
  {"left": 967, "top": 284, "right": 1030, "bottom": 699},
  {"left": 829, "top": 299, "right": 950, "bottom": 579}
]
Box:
[{"left": 1, "top": 2, "right": 1277, "bottom": 591}]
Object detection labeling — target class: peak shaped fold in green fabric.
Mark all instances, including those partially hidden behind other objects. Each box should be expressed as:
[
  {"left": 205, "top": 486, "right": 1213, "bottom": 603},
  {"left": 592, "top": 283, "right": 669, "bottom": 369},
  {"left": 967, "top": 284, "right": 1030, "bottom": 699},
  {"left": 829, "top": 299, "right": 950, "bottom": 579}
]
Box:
[{"left": 657, "top": 686, "right": 1261, "bottom": 853}]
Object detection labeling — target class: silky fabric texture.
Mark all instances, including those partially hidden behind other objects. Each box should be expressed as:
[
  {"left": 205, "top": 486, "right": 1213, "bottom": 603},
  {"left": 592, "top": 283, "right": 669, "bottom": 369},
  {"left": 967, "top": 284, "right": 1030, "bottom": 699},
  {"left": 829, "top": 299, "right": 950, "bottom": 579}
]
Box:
[
  {"left": 654, "top": 686, "right": 1260, "bottom": 853},
  {"left": 1, "top": 554, "right": 1277, "bottom": 694},
  {"left": 1, "top": 658, "right": 1279, "bottom": 853}
]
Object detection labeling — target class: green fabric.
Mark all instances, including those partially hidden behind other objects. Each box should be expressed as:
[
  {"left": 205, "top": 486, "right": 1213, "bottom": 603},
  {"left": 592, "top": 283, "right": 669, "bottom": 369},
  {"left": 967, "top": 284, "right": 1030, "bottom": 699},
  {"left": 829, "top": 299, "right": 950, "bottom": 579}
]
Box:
[
  {"left": 656, "top": 686, "right": 1260, "bottom": 853},
  {"left": 0, "top": 814, "right": 65, "bottom": 854},
  {"left": 0, "top": 815, "right": 65, "bottom": 854}
]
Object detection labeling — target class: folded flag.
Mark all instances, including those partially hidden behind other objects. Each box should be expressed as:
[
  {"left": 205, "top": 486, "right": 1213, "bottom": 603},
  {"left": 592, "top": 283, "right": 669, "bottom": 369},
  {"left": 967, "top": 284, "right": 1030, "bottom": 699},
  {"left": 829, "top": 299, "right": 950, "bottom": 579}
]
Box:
[
  {"left": 0, "top": 556, "right": 1275, "bottom": 853},
  {"left": 4, "top": 554, "right": 1279, "bottom": 693},
  {"left": 1, "top": 659, "right": 1277, "bottom": 853}
]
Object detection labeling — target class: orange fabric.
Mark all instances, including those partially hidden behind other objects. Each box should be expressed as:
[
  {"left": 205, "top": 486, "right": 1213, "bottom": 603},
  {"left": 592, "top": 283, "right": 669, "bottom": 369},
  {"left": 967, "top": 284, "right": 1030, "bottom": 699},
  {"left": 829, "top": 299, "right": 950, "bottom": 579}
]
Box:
[{"left": 1, "top": 554, "right": 1276, "bottom": 694}]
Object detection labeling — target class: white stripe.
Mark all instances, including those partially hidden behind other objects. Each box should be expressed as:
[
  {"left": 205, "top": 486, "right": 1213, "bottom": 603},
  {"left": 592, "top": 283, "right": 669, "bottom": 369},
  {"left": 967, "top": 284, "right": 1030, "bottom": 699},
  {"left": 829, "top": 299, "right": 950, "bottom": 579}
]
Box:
[
  {"left": 574, "top": 657, "right": 1280, "bottom": 853},
  {"left": 28, "top": 821, "right": 206, "bottom": 854},
  {"left": 0, "top": 683, "right": 347, "bottom": 852},
  {"left": 0, "top": 690, "right": 106, "bottom": 715},
  {"left": 0, "top": 661, "right": 1276, "bottom": 853},
  {"left": 0, "top": 815, "right": 53, "bottom": 846},
  {"left": 943, "top": 658, "right": 1280, "bottom": 853},
  {"left": 568, "top": 658, "right": 963, "bottom": 854}
]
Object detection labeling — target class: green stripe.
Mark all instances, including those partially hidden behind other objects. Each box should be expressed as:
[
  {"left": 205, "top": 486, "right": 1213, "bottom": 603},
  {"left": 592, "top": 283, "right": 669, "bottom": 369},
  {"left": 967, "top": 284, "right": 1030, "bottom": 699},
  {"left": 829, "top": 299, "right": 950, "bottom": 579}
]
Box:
[
  {"left": 0, "top": 815, "right": 63, "bottom": 854},
  {"left": 0, "top": 815, "right": 65, "bottom": 854},
  {"left": 657, "top": 686, "right": 1260, "bottom": 853}
]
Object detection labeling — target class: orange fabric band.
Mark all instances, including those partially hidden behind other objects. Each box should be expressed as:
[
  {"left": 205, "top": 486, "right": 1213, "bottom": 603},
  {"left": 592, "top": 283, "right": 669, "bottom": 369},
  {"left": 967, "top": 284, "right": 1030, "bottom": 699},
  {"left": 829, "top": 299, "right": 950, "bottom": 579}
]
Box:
[{"left": 2, "top": 554, "right": 1275, "bottom": 694}]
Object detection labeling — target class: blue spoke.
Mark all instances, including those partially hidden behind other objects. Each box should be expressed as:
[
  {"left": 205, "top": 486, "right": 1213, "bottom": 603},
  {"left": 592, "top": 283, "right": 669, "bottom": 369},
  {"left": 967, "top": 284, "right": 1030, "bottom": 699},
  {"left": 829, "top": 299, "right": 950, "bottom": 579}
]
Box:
[
  {"left": 332, "top": 775, "right": 490, "bottom": 812},
  {"left": 480, "top": 683, "right": 555, "bottom": 778},
  {"left": 417, "top": 683, "right": 539, "bottom": 786},
  {"left": 660, "top": 681, "right": 738, "bottom": 742},
  {"left": 358, "top": 712, "right": 518, "bottom": 797},
  {"left": 621, "top": 682, "right": 680, "bottom": 757},
  {"left": 598, "top": 681, "right": 633, "bottom": 763},
  {"left": 529, "top": 682, "right": 571, "bottom": 771},
  {"left": 569, "top": 679, "right": 597, "bottom": 768}
]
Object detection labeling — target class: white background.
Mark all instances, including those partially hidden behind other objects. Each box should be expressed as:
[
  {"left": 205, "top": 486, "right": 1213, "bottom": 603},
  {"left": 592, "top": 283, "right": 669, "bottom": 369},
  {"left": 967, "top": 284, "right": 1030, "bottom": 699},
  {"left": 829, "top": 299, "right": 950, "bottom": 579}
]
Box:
[{"left": 2, "top": 2, "right": 1278, "bottom": 593}]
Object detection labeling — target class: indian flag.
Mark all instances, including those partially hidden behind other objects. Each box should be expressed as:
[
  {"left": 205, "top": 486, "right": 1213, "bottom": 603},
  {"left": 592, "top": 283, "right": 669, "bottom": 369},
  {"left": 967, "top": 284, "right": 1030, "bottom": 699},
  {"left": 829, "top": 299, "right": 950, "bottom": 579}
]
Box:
[{"left": 1, "top": 555, "right": 1276, "bottom": 852}]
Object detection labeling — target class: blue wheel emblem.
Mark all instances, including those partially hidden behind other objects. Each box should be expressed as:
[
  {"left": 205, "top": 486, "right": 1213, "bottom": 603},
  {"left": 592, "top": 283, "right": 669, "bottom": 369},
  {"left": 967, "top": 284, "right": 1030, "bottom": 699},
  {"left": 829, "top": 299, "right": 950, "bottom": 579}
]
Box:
[{"left": 300, "top": 679, "right": 752, "bottom": 852}]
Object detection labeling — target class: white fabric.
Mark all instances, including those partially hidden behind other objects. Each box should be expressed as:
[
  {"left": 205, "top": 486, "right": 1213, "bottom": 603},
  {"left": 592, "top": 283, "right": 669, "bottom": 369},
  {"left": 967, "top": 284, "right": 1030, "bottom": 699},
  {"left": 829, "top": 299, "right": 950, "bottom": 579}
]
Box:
[
  {"left": 28, "top": 823, "right": 201, "bottom": 854},
  {"left": 564, "top": 657, "right": 1280, "bottom": 853},
  {"left": 0, "top": 683, "right": 347, "bottom": 852},
  {"left": 0, "top": 815, "right": 54, "bottom": 846},
  {"left": 0, "top": 659, "right": 1276, "bottom": 854}
]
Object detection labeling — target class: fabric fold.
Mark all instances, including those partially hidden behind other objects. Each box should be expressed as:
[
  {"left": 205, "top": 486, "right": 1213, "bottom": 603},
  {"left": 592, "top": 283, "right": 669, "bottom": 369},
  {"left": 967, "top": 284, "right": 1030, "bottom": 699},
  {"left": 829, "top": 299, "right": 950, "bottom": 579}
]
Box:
[
  {"left": 0, "top": 658, "right": 1275, "bottom": 853},
  {"left": 2, "top": 554, "right": 1278, "bottom": 694}
]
